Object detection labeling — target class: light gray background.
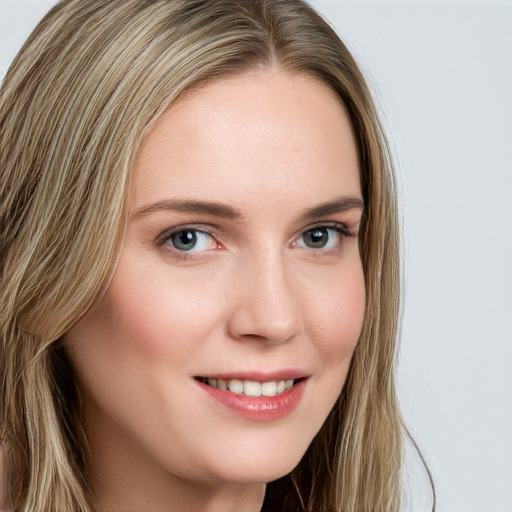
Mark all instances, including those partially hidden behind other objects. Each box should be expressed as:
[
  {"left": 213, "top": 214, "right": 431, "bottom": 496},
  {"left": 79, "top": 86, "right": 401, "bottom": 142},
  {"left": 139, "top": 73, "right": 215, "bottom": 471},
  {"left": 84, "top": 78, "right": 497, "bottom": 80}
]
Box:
[{"left": 1, "top": 1, "right": 511, "bottom": 511}]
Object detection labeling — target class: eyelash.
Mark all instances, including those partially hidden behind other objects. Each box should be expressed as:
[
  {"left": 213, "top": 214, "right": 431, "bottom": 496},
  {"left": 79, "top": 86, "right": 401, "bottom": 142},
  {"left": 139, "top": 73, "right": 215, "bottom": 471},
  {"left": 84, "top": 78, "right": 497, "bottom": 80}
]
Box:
[
  {"left": 293, "top": 223, "right": 350, "bottom": 256},
  {"left": 155, "top": 224, "right": 217, "bottom": 258},
  {"left": 155, "top": 222, "right": 352, "bottom": 260}
]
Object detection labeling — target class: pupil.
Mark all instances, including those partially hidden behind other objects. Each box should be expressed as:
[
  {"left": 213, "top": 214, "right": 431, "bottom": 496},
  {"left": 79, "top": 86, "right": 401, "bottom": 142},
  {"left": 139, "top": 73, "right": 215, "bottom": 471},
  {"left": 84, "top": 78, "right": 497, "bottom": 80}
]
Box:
[
  {"left": 173, "top": 230, "right": 197, "bottom": 250},
  {"left": 305, "top": 228, "right": 328, "bottom": 248}
]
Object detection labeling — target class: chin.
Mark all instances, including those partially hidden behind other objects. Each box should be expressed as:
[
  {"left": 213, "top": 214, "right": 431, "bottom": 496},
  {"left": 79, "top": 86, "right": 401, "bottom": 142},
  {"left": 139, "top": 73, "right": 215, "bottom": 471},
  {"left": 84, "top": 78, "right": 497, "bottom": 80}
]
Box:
[{"left": 195, "top": 436, "right": 310, "bottom": 485}]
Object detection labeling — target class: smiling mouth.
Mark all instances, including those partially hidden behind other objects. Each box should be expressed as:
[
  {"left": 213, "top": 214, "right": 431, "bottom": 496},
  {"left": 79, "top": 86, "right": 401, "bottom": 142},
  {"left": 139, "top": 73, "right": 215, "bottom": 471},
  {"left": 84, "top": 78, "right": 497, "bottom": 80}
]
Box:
[{"left": 195, "top": 377, "right": 306, "bottom": 397}]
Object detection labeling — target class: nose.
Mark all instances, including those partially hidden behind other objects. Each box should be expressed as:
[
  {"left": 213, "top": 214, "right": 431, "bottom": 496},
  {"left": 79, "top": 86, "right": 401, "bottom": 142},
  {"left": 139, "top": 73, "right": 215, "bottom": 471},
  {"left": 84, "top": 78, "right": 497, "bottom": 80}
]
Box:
[{"left": 226, "top": 251, "right": 306, "bottom": 344}]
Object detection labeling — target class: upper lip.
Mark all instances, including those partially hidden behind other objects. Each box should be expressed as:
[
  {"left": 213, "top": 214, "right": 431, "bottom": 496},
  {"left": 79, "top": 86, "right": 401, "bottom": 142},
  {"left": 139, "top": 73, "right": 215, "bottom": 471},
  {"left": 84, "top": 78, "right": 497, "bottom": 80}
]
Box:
[{"left": 195, "top": 370, "right": 311, "bottom": 382}]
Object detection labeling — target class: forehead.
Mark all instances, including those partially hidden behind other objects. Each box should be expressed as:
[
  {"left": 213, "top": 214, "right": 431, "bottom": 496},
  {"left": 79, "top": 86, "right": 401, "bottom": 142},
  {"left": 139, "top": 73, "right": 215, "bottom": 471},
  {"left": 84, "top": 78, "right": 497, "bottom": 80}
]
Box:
[{"left": 131, "top": 70, "right": 361, "bottom": 215}]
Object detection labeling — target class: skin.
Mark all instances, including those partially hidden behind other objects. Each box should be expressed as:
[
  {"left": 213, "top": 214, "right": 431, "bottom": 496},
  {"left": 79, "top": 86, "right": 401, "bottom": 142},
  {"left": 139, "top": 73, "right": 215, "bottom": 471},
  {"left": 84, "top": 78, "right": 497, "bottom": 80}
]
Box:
[{"left": 66, "top": 70, "right": 365, "bottom": 512}]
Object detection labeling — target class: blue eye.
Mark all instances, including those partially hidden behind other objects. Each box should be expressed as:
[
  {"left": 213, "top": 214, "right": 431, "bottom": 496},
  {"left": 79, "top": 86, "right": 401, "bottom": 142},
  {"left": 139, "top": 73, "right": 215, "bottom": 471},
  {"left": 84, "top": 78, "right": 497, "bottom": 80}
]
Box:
[
  {"left": 296, "top": 226, "right": 347, "bottom": 250},
  {"left": 165, "top": 230, "right": 214, "bottom": 252}
]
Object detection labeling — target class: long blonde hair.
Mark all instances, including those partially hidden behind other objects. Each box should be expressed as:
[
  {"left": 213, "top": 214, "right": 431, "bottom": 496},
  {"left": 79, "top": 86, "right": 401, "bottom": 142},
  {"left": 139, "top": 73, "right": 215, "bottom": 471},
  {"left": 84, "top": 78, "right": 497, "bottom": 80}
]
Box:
[{"left": 2, "top": 1, "right": 405, "bottom": 510}]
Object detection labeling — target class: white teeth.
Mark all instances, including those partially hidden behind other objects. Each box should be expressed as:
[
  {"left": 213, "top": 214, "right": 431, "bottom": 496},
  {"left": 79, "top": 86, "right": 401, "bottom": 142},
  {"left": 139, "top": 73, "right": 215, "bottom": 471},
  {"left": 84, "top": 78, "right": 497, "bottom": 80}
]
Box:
[
  {"left": 243, "top": 381, "right": 261, "bottom": 397},
  {"left": 203, "top": 377, "right": 297, "bottom": 396},
  {"left": 228, "top": 379, "right": 244, "bottom": 394},
  {"left": 261, "top": 381, "right": 277, "bottom": 396}
]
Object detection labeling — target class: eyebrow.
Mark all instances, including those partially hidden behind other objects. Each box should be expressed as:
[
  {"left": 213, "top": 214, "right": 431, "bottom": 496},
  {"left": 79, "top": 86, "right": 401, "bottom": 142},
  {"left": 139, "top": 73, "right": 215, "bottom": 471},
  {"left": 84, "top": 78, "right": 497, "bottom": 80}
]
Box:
[
  {"left": 131, "top": 199, "right": 243, "bottom": 220},
  {"left": 131, "top": 196, "right": 364, "bottom": 221},
  {"left": 298, "top": 196, "right": 364, "bottom": 222}
]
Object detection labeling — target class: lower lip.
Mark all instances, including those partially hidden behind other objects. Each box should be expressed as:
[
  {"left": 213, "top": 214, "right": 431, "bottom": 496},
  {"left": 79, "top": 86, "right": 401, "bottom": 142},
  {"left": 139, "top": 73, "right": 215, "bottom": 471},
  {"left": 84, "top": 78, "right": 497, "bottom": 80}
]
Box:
[{"left": 197, "top": 379, "right": 307, "bottom": 422}]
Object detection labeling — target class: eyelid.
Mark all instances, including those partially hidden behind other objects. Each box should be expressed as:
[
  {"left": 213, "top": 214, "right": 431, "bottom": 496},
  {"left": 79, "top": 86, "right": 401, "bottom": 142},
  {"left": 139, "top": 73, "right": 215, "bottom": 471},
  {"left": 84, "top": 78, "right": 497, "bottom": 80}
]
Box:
[
  {"left": 291, "top": 221, "right": 352, "bottom": 251},
  {"left": 155, "top": 224, "right": 218, "bottom": 248},
  {"left": 153, "top": 220, "right": 356, "bottom": 258},
  {"left": 298, "top": 221, "right": 351, "bottom": 237}
]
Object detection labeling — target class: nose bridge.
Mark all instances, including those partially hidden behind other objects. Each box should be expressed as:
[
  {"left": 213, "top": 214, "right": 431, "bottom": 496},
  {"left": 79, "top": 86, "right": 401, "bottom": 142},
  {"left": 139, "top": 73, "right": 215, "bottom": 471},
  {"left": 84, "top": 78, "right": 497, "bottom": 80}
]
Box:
[{"left": 228, "top": 246, "right": 305, "bottom": 344}]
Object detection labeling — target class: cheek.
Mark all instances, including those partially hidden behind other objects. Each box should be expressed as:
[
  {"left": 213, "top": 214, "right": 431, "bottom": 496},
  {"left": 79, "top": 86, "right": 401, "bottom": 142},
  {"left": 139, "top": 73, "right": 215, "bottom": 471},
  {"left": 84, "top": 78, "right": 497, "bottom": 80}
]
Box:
[
  {"left": 64, "top": 258, "right": 202, "bottom": 406},
  {"left": 100, "top": 256, "right": 222, "bottom": 360},
  {"left": 303, "top": 259, "right": 365, "bottom": 402},
  {"left": 306, "top": 260, "right": 366, "bottom": 357}
]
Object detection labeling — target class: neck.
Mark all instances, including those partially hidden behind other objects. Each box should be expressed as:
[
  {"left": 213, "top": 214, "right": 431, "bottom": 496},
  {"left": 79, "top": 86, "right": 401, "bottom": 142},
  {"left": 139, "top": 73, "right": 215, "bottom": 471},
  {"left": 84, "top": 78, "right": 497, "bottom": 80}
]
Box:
[{"left": 90, "top": 477, "right": 266, "bottom": 512}]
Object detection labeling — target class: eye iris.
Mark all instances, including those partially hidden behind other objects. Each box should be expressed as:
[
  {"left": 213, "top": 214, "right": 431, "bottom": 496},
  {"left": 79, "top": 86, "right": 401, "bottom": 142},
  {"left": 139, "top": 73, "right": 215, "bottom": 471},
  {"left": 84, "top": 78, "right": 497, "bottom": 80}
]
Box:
[
  {"left": 304, "top": 228, "right": 329, "bottom": 248},
  {"left": 171, "top": 230, "right": 197, "bottom": 250}
]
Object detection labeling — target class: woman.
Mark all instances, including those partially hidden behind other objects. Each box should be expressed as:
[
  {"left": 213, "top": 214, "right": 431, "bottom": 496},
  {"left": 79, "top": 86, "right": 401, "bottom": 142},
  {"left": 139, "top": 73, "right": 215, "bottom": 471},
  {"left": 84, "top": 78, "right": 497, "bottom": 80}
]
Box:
[{"left": 1, "top": 0, "right": 427, "bottom": 510}]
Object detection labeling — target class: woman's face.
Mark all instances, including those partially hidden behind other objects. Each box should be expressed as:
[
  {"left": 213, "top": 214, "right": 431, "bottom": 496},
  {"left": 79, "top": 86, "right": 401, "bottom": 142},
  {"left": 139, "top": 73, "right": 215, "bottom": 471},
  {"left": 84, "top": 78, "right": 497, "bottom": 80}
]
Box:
[{"left": 66, "top": 70, "right": 365, "bottom": 507}]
